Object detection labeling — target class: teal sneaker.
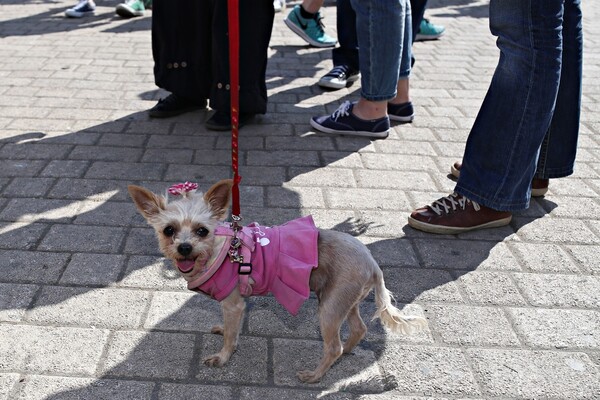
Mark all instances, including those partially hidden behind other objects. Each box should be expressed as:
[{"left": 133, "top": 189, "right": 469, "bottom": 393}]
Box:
[
  {"left": 115, "top": 0, "right": 151, "bottom": 18},
  {"left": 415, "top": 18, "right": 445, "bottom": 41},
  {"left": 284, "top": 5, "right": 337, "bottom": 48}
]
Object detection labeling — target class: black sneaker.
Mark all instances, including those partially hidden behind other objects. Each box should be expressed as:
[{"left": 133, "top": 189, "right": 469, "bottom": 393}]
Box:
[
  {"left": 205, "top": 111, "right": 255, "bottom": 131},
  {"left": 148, "top": 94, "right": 206, "bottom": 118},
  {"left": 318, "top": 65, "right": 360, "bottom": 90},
  {"left": 310, "top": 101, "right": 390, "bottom": 139},
  {"left": 388, "top": 101, "right": 414, "bottom": 122}
]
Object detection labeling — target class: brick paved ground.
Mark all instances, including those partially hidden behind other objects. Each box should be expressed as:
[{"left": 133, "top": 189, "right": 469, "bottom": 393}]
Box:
[{"left": 0, "top": 1, "right": 599, "bottom": 399}]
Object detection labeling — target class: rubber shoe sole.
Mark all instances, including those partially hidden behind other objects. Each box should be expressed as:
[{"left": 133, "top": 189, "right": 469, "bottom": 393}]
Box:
[
  {"left": 407, "top": 214, "right": 512, "bottom": 234},
  {"left": 318, "top": 73, "right": 359, "bottom": 90},
  {"left": 310, "top": 117, "right": 389, "bottom": 139}
]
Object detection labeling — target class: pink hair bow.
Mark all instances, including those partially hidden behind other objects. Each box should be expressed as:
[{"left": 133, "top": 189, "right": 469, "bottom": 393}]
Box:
[{"left": 168, "top": 182, "right": 199, "bottom": 196}]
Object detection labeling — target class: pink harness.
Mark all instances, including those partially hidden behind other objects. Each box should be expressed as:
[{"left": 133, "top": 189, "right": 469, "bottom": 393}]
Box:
[{"left": 185, "top": 216, "right": 319, "bottom": 315}]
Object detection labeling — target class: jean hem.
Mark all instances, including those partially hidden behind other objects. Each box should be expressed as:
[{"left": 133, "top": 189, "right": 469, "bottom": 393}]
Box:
[{"left": 455, "top": 185, "right": 530, "bottom": 212}]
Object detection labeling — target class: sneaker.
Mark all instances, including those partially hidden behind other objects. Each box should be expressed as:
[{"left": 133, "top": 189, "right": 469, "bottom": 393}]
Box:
[
  {"left": 65, "top": 0, "right": 96, "bottom": 18},
  {"left": 415, "top": 18, "right": 445, "bottom": 41},
  {"left": 318, "top": 65, "right": 360, "bottom": 90},
  {"left": 310, "top": 101, "right": 390, "bottom": 139},
  {"left": 148, "top": 94, "right": 206, "bottom": 118},
  {"left": 408, "top": 193, "right": 512, "bottom": 234},
  {"left": 116, "top": 0, "right": 150, "bottom": 18},
  {"left": 205, "top": 111, "right": 255, "bottom": 131},
  {"left": 284, "top": 5, "right": 337, "bottom": 48},
  {"left": 450, "top": 161, "right": 549, "bottom": 197},
  {"left": 388, "top": 101, "right": 414, "bottom": 122},
  {"left": 273, "top": 0, "right": 283, "bottom": 13}
]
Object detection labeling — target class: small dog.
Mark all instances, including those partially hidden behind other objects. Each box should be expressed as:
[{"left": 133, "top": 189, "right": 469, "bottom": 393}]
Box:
[{"left": 128, "top": 179, "right": 427, "bottom": 383}]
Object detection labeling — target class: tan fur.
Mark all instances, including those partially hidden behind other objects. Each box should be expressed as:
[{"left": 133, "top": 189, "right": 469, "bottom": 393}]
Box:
[{"left": 128, "top": 180, "right": 428, "bottom": 383}]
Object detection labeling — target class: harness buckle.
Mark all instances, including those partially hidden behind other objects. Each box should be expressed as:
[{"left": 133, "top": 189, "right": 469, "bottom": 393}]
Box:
[{"left": 238, "top": 263, "right": 252, "bottom": 275}]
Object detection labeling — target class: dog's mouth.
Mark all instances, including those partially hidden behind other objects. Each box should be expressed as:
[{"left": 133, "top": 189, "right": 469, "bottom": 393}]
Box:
[{"left": 176, "top": 259, "right": 196, "bottom": 273}]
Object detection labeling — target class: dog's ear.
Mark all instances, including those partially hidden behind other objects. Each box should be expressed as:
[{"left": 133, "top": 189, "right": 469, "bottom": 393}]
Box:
[
  {"left": 128, "top": 185, "right": 166, "bottom": 220},
  {"left": 204, "top": 179, "right": 233, "bottom": 220}
]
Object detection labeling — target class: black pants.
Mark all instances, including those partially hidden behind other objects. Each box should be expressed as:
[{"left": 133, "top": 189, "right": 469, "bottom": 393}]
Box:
[{"left": 152, "top": 0, "right": 274, "bottom": 114}]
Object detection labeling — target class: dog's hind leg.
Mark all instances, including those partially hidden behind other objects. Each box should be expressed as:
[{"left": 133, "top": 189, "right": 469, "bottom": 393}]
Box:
[
  {"left": 297, "top": 285, "right": 362, "bottom": 383},
  {"left": 204, "top": 288, "right": 246, "bottom": 367},
  {"left": 343, "top": 304, "right": 367, "bottom": 354}
]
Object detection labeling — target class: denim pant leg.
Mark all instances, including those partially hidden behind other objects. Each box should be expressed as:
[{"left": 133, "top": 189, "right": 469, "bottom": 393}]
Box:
[
  {"left": 350, "top": 0, "right": 406, "bottom": 101},
  {"left": 456, "top": 0, "right": 571, "bottom": 211},
  {"left": 332, "top": 0, "right": 359, "bottom": 71},
  {"left": 400, "top": 0, "right": 412, "bottom": 80},
  {"left": 535, "top": 0, "right": 583, "bottom": 179}
]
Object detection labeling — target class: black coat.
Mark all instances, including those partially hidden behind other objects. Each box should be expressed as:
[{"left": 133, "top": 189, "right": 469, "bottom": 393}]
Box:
[{"left": 152, "top": 0, "right": 274, "bottom": 114}]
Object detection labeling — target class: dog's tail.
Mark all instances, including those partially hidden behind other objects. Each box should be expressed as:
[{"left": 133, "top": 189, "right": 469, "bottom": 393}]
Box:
[{"left": 372, "top": 269, "right": 428, "bottom": 335}]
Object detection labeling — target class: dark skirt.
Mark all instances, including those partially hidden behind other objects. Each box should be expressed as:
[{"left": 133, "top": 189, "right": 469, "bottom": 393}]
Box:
[{"left": 152, "top": 0, "right": 274, "bottom": 114}]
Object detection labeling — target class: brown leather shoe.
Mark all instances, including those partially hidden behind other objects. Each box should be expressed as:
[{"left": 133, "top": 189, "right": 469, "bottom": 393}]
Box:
[
  {"left": 408, "top": 193, "right": 512, "bottom": 234},
  {"left": 450, "top": 162, "right": 549, "bottom": 197}
]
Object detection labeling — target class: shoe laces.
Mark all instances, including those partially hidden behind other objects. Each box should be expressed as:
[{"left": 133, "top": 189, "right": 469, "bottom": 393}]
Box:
[
  {"left": 331, "top": 101, "right": 352, "bottom": 121},
  {"left": 429, "top": 193, "right": 480, "bottom": 216},
  {"left": 327, "top": 65, "right": 350, "bottom": 78}
]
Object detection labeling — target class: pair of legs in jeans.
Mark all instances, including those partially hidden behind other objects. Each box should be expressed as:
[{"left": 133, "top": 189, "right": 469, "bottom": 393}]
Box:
[
  {"left": 310, "top": 0, "right": 412, "bottom": 138},
  {"left": 409, "top": 0, "right": 583, "bottom": 234}
]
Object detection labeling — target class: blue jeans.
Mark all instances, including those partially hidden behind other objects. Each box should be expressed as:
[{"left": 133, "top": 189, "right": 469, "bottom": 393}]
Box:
[
  {"left": 456, "top": 0, "right": 583, "bottom": 211},
  {"left": 349, "top": 0, "right": 412, "bottom": 101}
]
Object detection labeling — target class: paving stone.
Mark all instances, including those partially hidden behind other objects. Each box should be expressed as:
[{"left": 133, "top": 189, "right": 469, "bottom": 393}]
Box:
[
  {"left": 0, "top": 374, "right": 19, "bottom": 399},
  {"left": 455, "top": 271, "right": 526, "bottom": 306},
  {"left": 0, "top": 198, "right": 81, "bottom": 223},
  {"left": 2, "top": 177, "right": 55, "bottom": 197},
  {"left": 59, "top": 253, "right": 126, "bottom": 286},
  {"left": 427, "top": 305, "right": 520, "bottom": 347},
  {"left": 38, "top": 224, "right": 126, "bottom": 253},
  {"left": 507, "top": 308, "right": 600, "bottom": 349},
  {"left": 196, "top": 335, "right": 268, "bottom": 384},
  {"left": 361, "top": 237, "right": 420, "bottom": 267},
  {"left": 273, "top": 338, "right": 384, "bottom": 392},
  {"left": 355, "top": 170, "right": 436, "bottom": 191},
  {"left": 382, "top": 267, "right": 463, "bottom": 304},
  {"left": 48, "top": 178, "right": 127, "bottom": 201},
  {"left": 325, "top": 188, "right": 411, "bottom": 211},
  {"left": 267, "top": 186, "right": 324, "bottom": 208},
  {"left": 26, "top": 286, "right": 150, "bottom": 329},
  {"left": 288, "top": 167, "right": 356, "bottom": 188},
  {"left": 239, "top": 387, "right": 352, "bottom": 400},
  {"left": 158, "top": 383, "right": 232, "bottom": 400},
  {"left": 513, "top": 217, "right": 600, "bottom": 244},
  {"left": 73, "top": 200, "right": 140, "bottom": 226},
  {"left": 565, "top": 244, "right": 600, "bottom": 274},
  {"left": 119, "top": 255, "right": 186, "bottom": 290},
  {"left": 466, "top": 349, "right": 600, "bottom": 399},
  {"left": 247, "top": 296, "right": 320, "bottom": 339},
  {"left": 85, "top": 161, "right": 164, "bottom": 180},
  {"left": 101, "top": 331, "right": 196, "bottom": 379},
  {"left": 0, "top": 282, "right": 38, "bottom": 322},
  {"left": 0, "top": 325, "right": 109, "bottom": 375},
  {"left": 13, "top": 376, "right": 154, "bottom": 400},
  {"left": 413, "top": 240, "right": 521, "bottom": 271},
  {"left": 144, "top": 291, "right": 222, "bottom": 332},
  {"left": 68, "top": 145, "right": 143, "bottom": 162},
  {"left": 0, "top": 250, "right": 68, "bottom": 284},
  {"left": 379, "top": 344, "right": 480, "bottom": 396},
  {"left": 513, "top": 273, "right": 600, "bottom": 308},
  {"left": 510, "top": 242, "right": 582, "bottom": 273}
]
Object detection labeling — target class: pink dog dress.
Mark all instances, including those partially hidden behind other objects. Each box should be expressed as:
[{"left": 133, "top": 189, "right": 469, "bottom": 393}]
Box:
[{"left": 185, "top": 216, "right": 319, "bottom": 315}]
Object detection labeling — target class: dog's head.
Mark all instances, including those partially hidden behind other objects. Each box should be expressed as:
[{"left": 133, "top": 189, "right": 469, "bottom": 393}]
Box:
[{"left": 128, "top": 179, "right": 233, "bottom": 276}]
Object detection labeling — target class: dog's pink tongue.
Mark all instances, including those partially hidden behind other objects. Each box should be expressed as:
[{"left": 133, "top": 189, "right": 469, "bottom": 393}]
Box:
[{"left": 176, "top": 260, "right": 195, "bottom": 273}]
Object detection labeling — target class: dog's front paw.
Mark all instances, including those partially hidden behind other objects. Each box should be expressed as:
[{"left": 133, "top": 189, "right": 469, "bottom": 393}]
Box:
[
  {"left": 210, "top": 325, "right": 224, "bottom": 335},
  {"left": 204, "top": 354, "right": 227, "bottom": 367},
  {"left": 297, "top": 370, "right": 322, "bottom": 383}
]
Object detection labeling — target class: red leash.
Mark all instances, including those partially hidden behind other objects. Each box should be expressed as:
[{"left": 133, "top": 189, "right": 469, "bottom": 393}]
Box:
[{"left": 227, "top": 0, "right": 241, "bottom": 223}]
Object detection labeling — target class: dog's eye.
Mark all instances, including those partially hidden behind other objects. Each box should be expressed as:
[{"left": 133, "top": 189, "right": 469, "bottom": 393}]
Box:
[
  {"left": 196, "top": 227, "right": 209, "bottom": 237},
  {"left": 163, "top": 226, "right": 175, "bottom": 237}
]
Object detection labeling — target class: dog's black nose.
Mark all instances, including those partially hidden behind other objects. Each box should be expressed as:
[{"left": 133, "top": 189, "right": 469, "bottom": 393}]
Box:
[{"left": 177, "top": 243, "right": 193, "bottom": 256}]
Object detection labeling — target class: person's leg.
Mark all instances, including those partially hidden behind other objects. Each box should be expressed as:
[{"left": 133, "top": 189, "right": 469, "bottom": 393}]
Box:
[
  {"left": 332, "top": 0, "right": 359, "bottom": 71},
  {"left": 318, "top": 0, "right": 359, "bottom": 90},
  {"left": 456, "top": 0, "right": 566, "bottom": 211},
  {"left": 352, "top": 0, "right": 406, "bottom": 120},
  {"left": 410, "top": 0, "right": 427, "bottom": 41},
  {"left": 535, "top": 0, "right": 583, "bottom": 180},
  {"left": 388, "top": 1, "right": 414, "bottom": 122}
]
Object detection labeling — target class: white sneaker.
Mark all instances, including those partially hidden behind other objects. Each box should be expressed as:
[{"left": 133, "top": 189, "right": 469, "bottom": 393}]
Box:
[{"left": 273, "top": 0, "right": 283, "bottom": 13}]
